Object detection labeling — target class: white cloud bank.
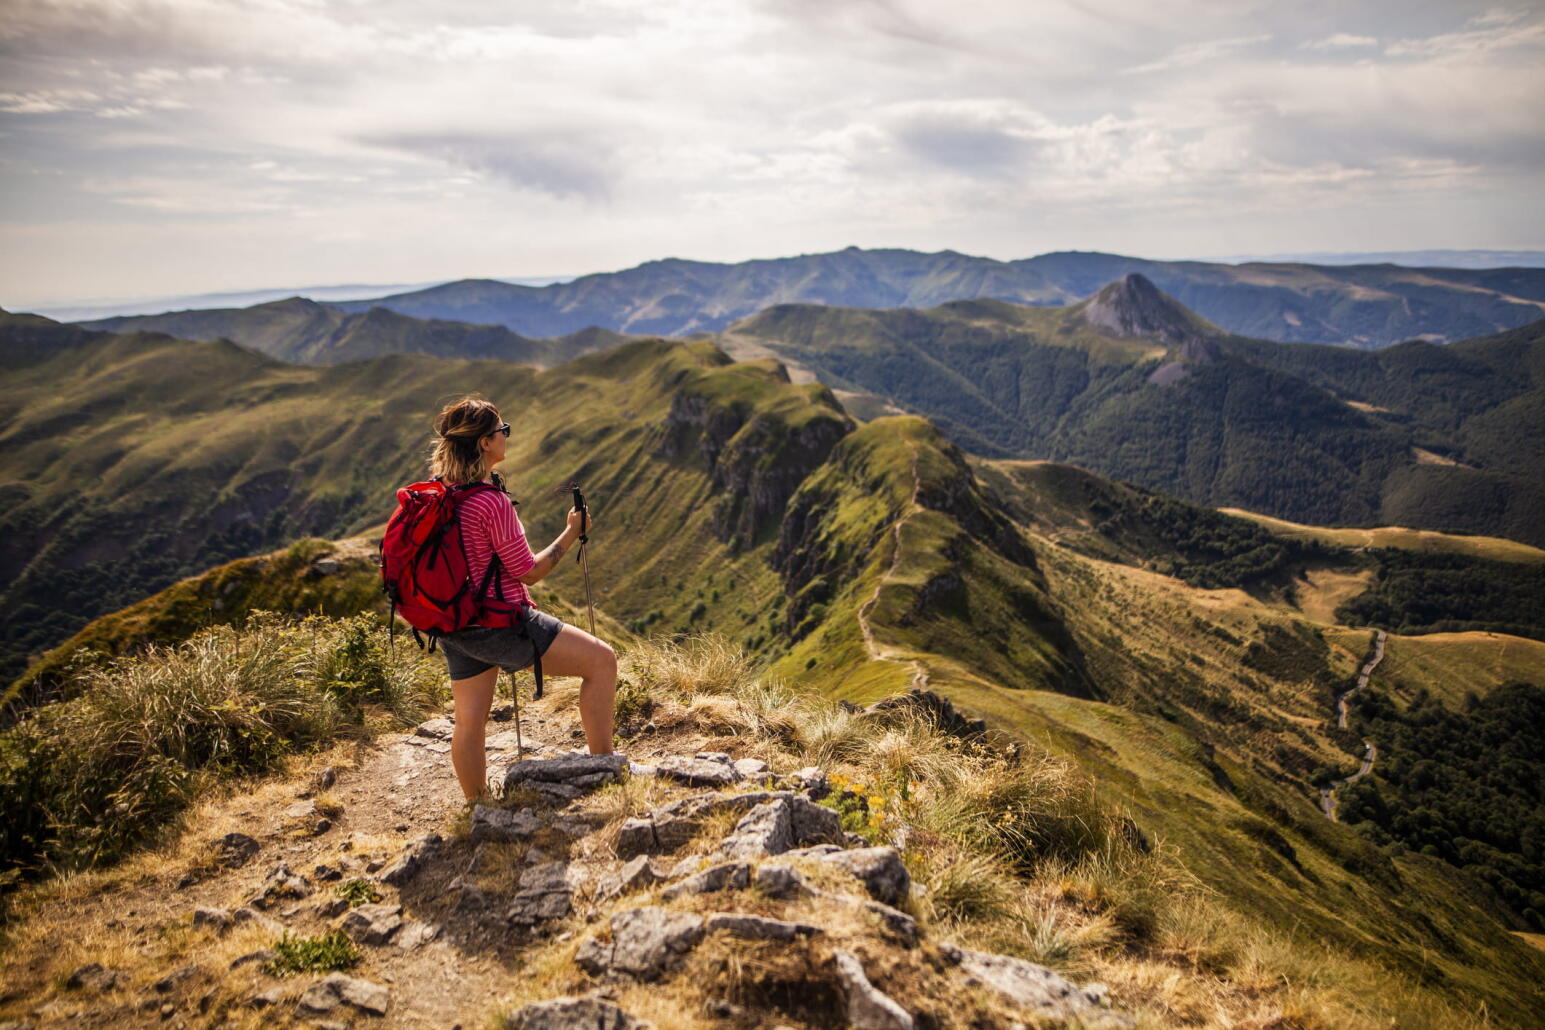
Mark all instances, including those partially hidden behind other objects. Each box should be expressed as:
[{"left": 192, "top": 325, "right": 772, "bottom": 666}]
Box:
[{"left": 1, "top": 0, "right": 1542, "bottom": 303}]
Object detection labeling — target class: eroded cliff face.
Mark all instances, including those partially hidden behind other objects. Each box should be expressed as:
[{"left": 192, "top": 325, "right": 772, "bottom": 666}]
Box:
[{"left": 657, "top": 371, "right": 854, "bottom": 552}]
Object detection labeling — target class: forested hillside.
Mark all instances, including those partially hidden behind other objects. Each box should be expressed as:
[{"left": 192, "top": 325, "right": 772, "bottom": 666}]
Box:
[{"left": 721, "top": 280, "right": 1545, "bottom": 546}]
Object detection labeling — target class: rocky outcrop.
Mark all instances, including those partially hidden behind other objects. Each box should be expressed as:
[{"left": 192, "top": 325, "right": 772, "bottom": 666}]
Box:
[{"left": 1077, "top": 273, "right": 1222, "bottom": 361}]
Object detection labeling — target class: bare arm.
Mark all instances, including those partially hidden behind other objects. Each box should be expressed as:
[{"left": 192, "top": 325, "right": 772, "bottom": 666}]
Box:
[{"left": 517, "top": 507, "right": 590, "bottom": 585}]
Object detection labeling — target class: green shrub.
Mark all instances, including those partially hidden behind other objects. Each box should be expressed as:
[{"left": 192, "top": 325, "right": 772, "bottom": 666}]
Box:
[
  {"left": 335, "top": 878, "right": 382, "bottom": 907},
  {"left": 265, "top": 930, "right": 360, "bottom": 975}
]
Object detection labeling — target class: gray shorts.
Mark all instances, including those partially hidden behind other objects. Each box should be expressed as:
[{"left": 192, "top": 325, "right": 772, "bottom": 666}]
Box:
[{"left": 439, "top": 609, "right": 566, "bottom": 680}]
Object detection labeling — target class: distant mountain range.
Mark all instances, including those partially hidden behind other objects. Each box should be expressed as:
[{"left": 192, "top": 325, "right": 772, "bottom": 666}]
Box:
[
  {"left": 720, "top": 275, "right": 1545, "bottom": 546},
  {"left": 80, "top": 297, "right": 631, "bottom": 366},
  {"left": 62, "top": 247, "right": 1545, "bottom": 350},
  {"left": 1203, "top": 249, "right": 1545, "bottom": 269}
]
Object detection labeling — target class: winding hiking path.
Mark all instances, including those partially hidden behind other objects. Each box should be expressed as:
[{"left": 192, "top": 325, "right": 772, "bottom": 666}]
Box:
[
  {"left": 1320, "top": 629, "right": 1387, "bottom": 820},
  {"left": 855, "top": 442, "right": 930, "bottom": 691}
]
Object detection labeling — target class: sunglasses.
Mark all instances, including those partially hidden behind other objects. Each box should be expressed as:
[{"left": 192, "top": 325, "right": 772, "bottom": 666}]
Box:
[{"left": 492, "top": 422, "right": 511, "bottom": 438}]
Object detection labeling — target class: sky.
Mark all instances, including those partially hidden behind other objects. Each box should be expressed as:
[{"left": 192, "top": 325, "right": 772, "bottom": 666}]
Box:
[{"left": 2, "top": 0, "right": 1543, "bottom": 306}]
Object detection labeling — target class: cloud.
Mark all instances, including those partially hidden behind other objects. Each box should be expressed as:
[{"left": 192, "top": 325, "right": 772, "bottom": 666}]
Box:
[
  {"left": 1123, "top": 34, "right": 1271, "bottom": 75},
  {"left": 355, "top": 130, "right": 620, "bottom": 202},
  {"left": 1303, "top": 33, "right": 1378, "bottom": 50}
]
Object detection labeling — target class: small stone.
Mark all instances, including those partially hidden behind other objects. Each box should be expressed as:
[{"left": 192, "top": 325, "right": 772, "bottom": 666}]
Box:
[
  {"left": 313, "top": 863, "right": 343, "bottom": 882},
  {"left": 213, "top": 832, "right": 259, "bottom": 869},
  {"left": 641, "top": 721, "right": 657, "bottom": 733},
  {"left": 230, "top": 949, "right": 278, "bottom": 971},
  {"left": 693, "top": 752, "right": 733, "bottom": 764},
  {"left": 341, "top": 903, "right": 403, "bottom": 946},
  {"left": 249, "top": 986, "right": 285, "bottom": 1008},
  {"left": 490, "top": 703, "right": 515, "bottom": 722},
  {"left": 395, "top": 921, "right": 442, "bottom": 950},
  {"left": 414, "top": 718, "right": 455, "bottom": 740},
  {"left": 314, "top": 897, "right": 348, "bottom": 919},
  {"left": 576, "top": 906, "right": 705, "bottom": 981},
  {"left": 615, "top": 818, "right": 657, "bottom": 859},
  {"left": 377, "top": 833, "right": 442, "bottom": 886},
  {"left": 704, "top": 912, "right": 821, "bottom": 940},
  {"left": 752, "top": 864, "right": 809, "bottom": 899},
  {"left": 719, "top": 800, "right": 793, "bottom": 858},
  {"left": 820, "top": 847, "right": 911, "bottom": 906},
  {"left": 655, "top": 755, "right": 742, "bottom": 788},
  {"left": 311, "top": 765, "right": 338, "bottom": 793},
  {"left": 159, "top": 1003, "right": 175, "bottom": 1019},
  {"left": 627, "top": 761, "right": 657, "bottom": 776},
  {"left": 153, "top": 965, "right": 199, "bottom": 993},
  {"left": 660, "top": 860, "right": 749, "bottom": 900},
  {"left": 504, "top": 996, "right": 646, "bottom": 1029},
  {"left": 471, "top": 805, "right": 543, "bottom": 844},
  {"left": 65, "top": 963, "right": 117, "bottom": 992},
  {"left": 297, "top": 973, "right": 389, "bottom": 1017},
  {"left": 284, "top": 800, "right": 320, "bottom": 822},
  {"left": 249, "top": 862, "right": 312, "bottom": 909},
  {"left": 191, "top": 907, "right": 232, "bottom": 933},
  {"left": 832, "top": 949, "right": 913, "bottom": 1030},
  {"left": 733, "top": 758, "right": 770, "bottom": 778},
  {"left": 792, "top": 766, "right": 829, "bottom": 799},
  {"left": 598, "top": 855, "right": 667, "bottom": 899},
  {"left": 315, "top": 817, "right": 333, "bottom": 834},
  {"left": 232, "top": 907, "right": 282, "bottom": 933}
]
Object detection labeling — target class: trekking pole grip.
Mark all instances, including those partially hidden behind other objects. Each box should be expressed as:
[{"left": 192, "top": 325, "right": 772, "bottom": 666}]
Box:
[{"left": 570, "top": 482, "right": 588, "bottom": 546}]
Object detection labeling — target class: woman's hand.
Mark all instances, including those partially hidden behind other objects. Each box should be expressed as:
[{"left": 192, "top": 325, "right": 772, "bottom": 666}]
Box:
[{"left": 565, "top": 506, "right": 592, "bottom": 538}]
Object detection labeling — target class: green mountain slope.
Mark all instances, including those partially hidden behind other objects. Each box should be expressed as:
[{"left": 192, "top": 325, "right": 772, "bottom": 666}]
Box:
[
  {"left": 0, "top": 311, "right": 849, "bottom": 692},
  {"left": 78, "top": 297, "right": 630, "bottom": 366},
  {"left": 721, "top": 277, "right": 1545, "bottom": 547},
  {"left": 300, "top": 246, "right": 1545, "bottom": 348},
  {"left": 6, "top": 311, "right": 1545, "bottom": 1022}
]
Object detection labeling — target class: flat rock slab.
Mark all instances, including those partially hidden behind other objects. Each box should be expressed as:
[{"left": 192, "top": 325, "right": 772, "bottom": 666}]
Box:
[
  {"left": 705, "top": 912, "right": 821, "bottom": 940},
  {"left": 598, "top": 855, "right": 668, "bottom": 899},
  {"left": 505, "top": 996, "right": 648, "bottom": 1030},
  {"left": 341, "top": 903, "right": 403, "bottom": 946},
  {"left": 832, "top": 948, "right": 913, "bottom": 1030},
  {"left": 214, "top": 832, "right": 260, "bottom": 869},
  {"left": 576, "top": 906, "right": 705, "bottom": 981},
  {"left": 505, "top": 753, "right": 628, "bottom": 788},
  {"left": 414, "top": 718, "right": 455, "bottom": 740},
  {"left": 297, "top": 973, "right": 390, "bottom": 1017},
  {"left": 661, "top": 860, "right": 750, "bottom": 900},
  {"left": 507, "top": 862, "right": 576, "bottom": 926},
  {"left": 945, "top": 946, "right": 1129, "bottom": 1026},
  {"left": 378, "top": 833, "right": 442, "bottom": 887},
  {"left": 820, "top": 847, "right": 911, "bottom": 906},
  {"left": 396, "top": 920, "right": 442, "bottom": 951},
  {"left": 655, "top": 755, "right": 743, "bottom": 788},
  {"left": 471, "top": 805, "right": 542, "bottom": 844}
]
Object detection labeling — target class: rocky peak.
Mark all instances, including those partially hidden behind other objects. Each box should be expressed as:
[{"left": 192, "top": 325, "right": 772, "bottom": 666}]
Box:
[{"left": 1077, "top": 274, "right": 1220, "bottom": 361}]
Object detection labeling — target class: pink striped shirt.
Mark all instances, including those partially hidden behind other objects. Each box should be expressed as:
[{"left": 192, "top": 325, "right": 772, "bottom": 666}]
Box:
[{"left": 458, "top": 487, "right": 537, "bottom": 613}]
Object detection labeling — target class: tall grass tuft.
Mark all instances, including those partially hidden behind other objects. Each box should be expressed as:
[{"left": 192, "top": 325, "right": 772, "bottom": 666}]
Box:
[{"left": 0, "top": 613, "right": 444, "bottom": 879}]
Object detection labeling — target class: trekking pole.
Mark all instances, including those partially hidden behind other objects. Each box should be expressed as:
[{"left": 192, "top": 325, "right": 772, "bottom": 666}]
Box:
[
  {"left": 570, "top": 482, "right": 597, "bottom": 636},
  {"left": 509, "top": 669, "right": 523, "bottom": 762}
]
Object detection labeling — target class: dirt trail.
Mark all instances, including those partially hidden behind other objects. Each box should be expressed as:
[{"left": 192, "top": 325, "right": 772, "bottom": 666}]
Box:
[
  {"left": 0, "top": 693, "right": 625, "bottom": 1029},
  {"left": 1320, "top": 630, "right": 1387, "bottom": 821},
  {"left": 855, "top": 442, "right": 930, "bottom": 691}
]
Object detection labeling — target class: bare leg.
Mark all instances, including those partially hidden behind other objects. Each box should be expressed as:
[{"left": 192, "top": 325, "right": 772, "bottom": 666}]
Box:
[
  {"left": 537, "top": 625, "right": 618, "bottom": 754},
  {"left": 450, "top": 667, "right": 497, "bottom": 801}
]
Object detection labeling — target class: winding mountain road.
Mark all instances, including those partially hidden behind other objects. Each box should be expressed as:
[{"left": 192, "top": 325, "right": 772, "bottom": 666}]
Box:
[{"left": 1320, "top": 629, "right": 1387, "bottom": 821}]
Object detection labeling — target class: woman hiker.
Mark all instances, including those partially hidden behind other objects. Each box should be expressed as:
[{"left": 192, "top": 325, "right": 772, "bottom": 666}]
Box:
[{"left": 427, "top": 396, "right": 617, "bottom": 802}]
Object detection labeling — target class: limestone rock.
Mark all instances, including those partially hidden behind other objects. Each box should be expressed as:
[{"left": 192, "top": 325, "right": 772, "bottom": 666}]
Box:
[
  {"left": 504, "top": 753, "right": 628, "bottom": 790},
  {"left": 752, "top": 863, "right": 809, "bottom": 899},
  {"left": 377, "top": 833, "right": 442, "bottom": 887},
  {"left": 413, "top": 718, "right": 455, "bottom": 740},
  {"left": 297, "top": 973, "right": 390, "bottom": 1017},
  {"left": 820, "top": 847, "right": 911, "bottom": 906},
  {"left": 341, "top": 903, "right": 403, "bottom": 946},
  {"left": 655, "top": 755, "right": 743, "bottom": 788},
  {"left": 504, "top": 996, "right": 648, "bottom": 1030},
  {"left": 471, "top": 805, "right": 542, "bottom": 844},
  {"left": 704, "top": 912, "right": 820, "bottom": 940},
  {"left": 791, "top": 766, "right": 829, "bottom": 799},
  {"left": 214, "top": 832, "right": 259, "bottom": 869},
  {"left": 230, "top": 949, "right": 278, "bottom": 970},
  {"left": 192, "top": 906, "right": 232, "bottom": 933},
  {"left": 284, "top": 799, "right": 320, "bottom": 822},
  {"left": 598, "top": 855, "right": 668, "bottom": 899},
  {"left": 396, "top": 921, "right": 442, "bottom": 950},
  {"left": 733, "top": 757, "right": 770, "bottom": 778},
  {"left": 65, "top": 963, "right": 117, "bottom": 992},
  {"left": 831, "top": 949, "right": 913, "bottom": 1030},
  {"left": 508, "top": 861, "right": 575, "bottom": 926},
  {"left": 944, "top": 946, "right": 1129, "bottom": 1026},
  {"left": 616, "top": 818, "right": 658, "bottom": 858},
  {"left": 661, "top": 860, "right": 750, "bottom": 899},
  {"left": 249, "top": 862, "right": 312, "bottom": 909},
  {"left": 719, "top": 800, "right": 793, "bottom": 857},
  {"left": 153, "top": 964, "right": 199, "bottom": 993},
  {"left": 576, "top": 907, "right": 705, "bottom": 981}
]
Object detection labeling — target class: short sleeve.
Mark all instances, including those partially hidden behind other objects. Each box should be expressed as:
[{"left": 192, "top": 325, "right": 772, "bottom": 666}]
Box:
[{"left": 491, "top": 501, "right": 536, "bottom": 580}]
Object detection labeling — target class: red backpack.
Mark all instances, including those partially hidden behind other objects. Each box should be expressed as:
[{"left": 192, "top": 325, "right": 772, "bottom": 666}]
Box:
[{"left": 379, "top": 477, "right": 542, "bottom": 696}]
